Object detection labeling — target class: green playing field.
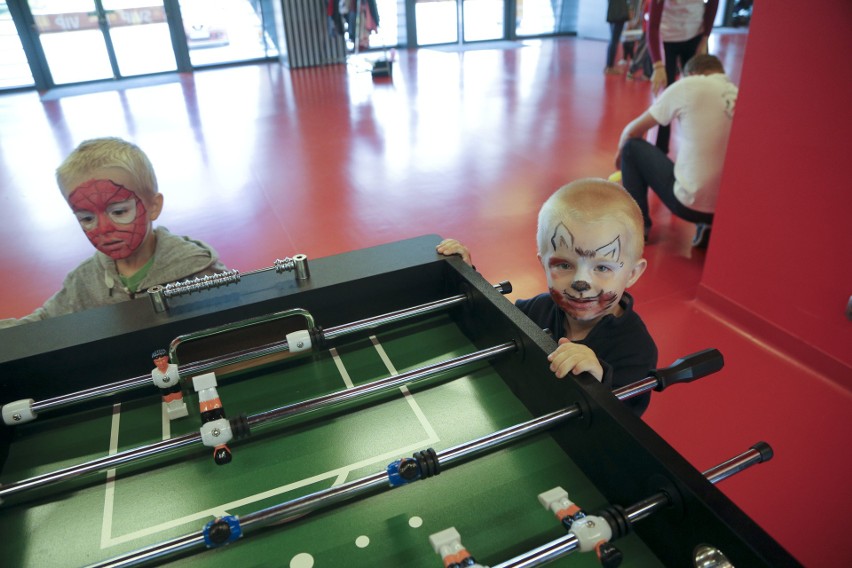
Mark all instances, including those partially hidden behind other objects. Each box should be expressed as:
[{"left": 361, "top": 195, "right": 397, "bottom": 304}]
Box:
[{"left": 0, "top": 315, "right": 663, "bottom": 567}]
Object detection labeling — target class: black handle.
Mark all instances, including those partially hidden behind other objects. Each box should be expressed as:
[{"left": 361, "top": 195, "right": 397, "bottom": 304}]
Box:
[
  {"left": 651, "top": 348, "right": 724, "bottom": 391},
  {"left": 494, "top": 280, "right": 513, "bottom": 295}
]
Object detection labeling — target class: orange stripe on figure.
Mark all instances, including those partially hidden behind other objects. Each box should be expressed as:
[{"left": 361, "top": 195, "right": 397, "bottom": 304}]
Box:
[
  {"left": 199, "top": 398, "right": 222, "bottom": 413},
  {"left": 163, "top": 392, "right": 182, "bottom": 403},
  {"left": 443, "top": 549, "right": 471, "bottom": 567},
  {"left": 556, "top": 504, "right": 581, "bottom": 520}
]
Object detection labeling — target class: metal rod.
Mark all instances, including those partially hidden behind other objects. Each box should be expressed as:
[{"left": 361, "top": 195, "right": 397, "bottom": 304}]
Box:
[
  {"left": 491, "top": 443, "right": 773, "bottom": 568},
  {"left": 702, "top": 442, "right": 772, "bottom": 485},
  {"left": 322, "top": 294, "right": 468, "bottom": 341},
  {"left": 247, "top": 342, "right": 516, "bottom": 430},
  {"left": 492, "top": 534, "right": 581, "bottom": 568},
  {"left": 86, "top": 351, "right": 731, "bottom": 567},
  {"left": 1, "top": 342, "right": 515, "bottom": 502},
  {"left": 24, "top": 291, "right": 481, "bottom": 417},
  {"left": 611, "top": 376, "right": 657, "bottom": 401},
  {"left": 98, "top": 426, "right": 770, "bottom": 568},
  {"left": 1, "top": 434, "right": 200, "bottom": 498},
  {"left": 437, "top": 407, "right": 580, "bottom": 468},
  {"left": 90, "top": 396, "right": 584, "bottom": 567}
]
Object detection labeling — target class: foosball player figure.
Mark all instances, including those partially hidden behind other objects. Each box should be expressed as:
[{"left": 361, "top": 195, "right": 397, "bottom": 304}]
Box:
[
  {"left": 429, "top": 527, "right": 487, "bottom": 568},
  {"left": 151, "top": 349, "right": 188, "bottom": 420},
  {"left": 538, "top": 487, "right": 623, "bottom": 567},
  {"left": 193, "top": 372, "right": 233, "bottom": 465}
]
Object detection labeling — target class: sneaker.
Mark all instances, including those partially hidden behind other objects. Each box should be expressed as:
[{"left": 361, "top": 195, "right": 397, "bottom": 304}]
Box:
[
  {"left": 692, "top": 223, "right": 711, "bottom": 248},
  {"left": 604, "top": 67, "right": 623, "bottom": 75}
]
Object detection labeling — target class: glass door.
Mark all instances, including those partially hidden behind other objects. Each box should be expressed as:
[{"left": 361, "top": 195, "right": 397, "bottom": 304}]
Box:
[
  {"left": 102, "top": 0, "right": 176, "bottom": 76},
  {"left": 414, "top": 0, "right": 504, "bottom": 47},
  {"left": 27, "top": 0, "right": 175, "bottom": 85},
  {"left": 1, "top": 1, "right": 36, "bottom": 88},
  {"left": 414, "top": 0, "right": 458, "bottom": 46},
  {"left": 462, "top": 0, "right": 503, "bottom": 42}
]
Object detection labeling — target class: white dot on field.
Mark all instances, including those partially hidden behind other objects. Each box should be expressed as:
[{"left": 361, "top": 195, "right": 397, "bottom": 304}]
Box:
[
  {"left": 356, "top": 535, "right": 370, "bottom": 548},
  {"left": 290, "top": 552, "right": 314, "bottom": 568},
  {"left": 409, "top": 516, "right": 423, "bottom": 528}
]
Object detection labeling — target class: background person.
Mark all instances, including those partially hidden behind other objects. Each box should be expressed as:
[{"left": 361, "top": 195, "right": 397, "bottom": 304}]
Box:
[
  {"left": 647, "top": 0, "right": 719, "bottom": 152},
  {"left": 615, "top": 54, "right": 737, "bottom": 247}
]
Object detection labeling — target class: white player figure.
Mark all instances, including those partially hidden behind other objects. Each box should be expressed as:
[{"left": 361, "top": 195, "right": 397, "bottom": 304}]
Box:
[
  {"left": 538, "top": 487, "right": 622, "bottom": 566},
  {"left": 193, "top": 372, "right": 234, "bottom": 465},
  {"left": 151, "top": 349, "right": 188, "bottom": 420},
  {"left": 429, "top": 527, "right": 488, "bottom": 567}
]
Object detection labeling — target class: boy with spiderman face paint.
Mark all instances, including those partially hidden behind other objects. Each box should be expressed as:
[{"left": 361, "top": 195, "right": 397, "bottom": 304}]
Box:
[
  {"left": 438, "top": 179, "right": 657, "bottom": 415},
  {"left": 0, "top": 138, "right": 226, "bottom": 327},
  {"left": 68, "top": 171, "right": 160, "bottom": 270}
]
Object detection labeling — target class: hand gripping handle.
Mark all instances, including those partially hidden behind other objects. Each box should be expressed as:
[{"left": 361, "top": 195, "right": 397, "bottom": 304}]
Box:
[{"left": 651, "top": 348, "right": 724, "bottom": 391}]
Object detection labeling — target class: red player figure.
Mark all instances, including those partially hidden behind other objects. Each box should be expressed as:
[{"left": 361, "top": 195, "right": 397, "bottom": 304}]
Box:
[
  {"left": 193, "top": 372, "right": 233, "bottom": 465},
  {"left": 151, "top": 349, "right": 188, "bottom": 420},
  {"left": 429, "top": 527, "right": 488, "bottom": 568}
]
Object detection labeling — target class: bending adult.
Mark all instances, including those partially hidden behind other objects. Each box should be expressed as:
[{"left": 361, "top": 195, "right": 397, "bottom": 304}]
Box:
[{"left": 615, "top": 54, "right": 737, "bottom": 247}]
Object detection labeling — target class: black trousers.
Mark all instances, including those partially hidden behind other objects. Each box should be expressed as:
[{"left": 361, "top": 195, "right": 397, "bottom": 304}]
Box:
[{"left": 656, "top": 34, "right": 704, "bottom": 153}]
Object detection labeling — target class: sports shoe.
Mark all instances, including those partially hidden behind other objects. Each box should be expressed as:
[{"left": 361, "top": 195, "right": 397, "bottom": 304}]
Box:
[{"left": 692, "top": 223, "right": 711, "bottom": 248}]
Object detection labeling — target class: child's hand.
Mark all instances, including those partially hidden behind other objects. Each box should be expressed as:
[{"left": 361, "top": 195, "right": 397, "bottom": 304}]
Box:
[
  {"left": 436, "top": 238, "right": 473, "bottom": 266},
  {"left": 547, "top": 338, "right": 604, "bottom": 382}
]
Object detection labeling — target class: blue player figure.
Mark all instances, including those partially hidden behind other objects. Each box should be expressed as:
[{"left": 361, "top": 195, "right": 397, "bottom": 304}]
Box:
[{"left": 151, "top": 349, "right": 188, "bottom": 419}]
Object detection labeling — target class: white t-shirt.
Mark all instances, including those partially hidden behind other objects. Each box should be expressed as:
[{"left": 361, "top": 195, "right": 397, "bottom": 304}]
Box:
[
  {"left": 660, "top": 0, "right": 707, "bottom": 42},
  {"left": 649, "top": 73, "right": 738, "bottom": 212}
]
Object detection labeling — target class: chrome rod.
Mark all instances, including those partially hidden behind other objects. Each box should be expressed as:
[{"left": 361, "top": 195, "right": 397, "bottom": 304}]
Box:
[
  {"left": 33, "top": 340, "right": 291, "bottom": 415},
  {"left": 611, "top": 376, "right": 657, "bottom": 401},
  {"left": 1, "top": 343, "right": 514, "bottom": 502},
  {"left": 702, "top": 442, "right": 772, "bottom": 485},
  {"left": 90, "top": 384, "right": 584, "bottom": 567},
  {"left": 493, "top": 534, "right": 581, "bottom": 568},
  {"left": 492, "top": 443, "right": 773, "bottom": 568},
  {"left": 90, "top": 364, "right": 728, "bottom": 567},
  {"left": 438, "top": 407, "right": 581, "bottom": 468},
  {"left": 248, "top": 342, "right": 516, "bottom": 429},
  {"left": 0, "top": 433, "right": 200, "bottom": 499},
  {"left": 91, "top": 533, "right": 207, "bottom": 568},
  {"left": 322, "top": 294, "right": 468, "bottom": 341},
  {"left": 32, "top": 375, "right": 152, "bottom": 415},
  {"left": 23, "top": 291, "right": 486, "bottom": 417}
]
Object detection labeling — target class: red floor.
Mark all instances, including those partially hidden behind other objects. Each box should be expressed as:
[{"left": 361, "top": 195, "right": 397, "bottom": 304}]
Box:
[{"left": 1, "top": 32, "right": 849, "bottom": 566}]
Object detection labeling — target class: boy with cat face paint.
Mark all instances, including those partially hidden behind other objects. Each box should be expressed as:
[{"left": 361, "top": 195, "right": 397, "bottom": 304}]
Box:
[
  {"left": 438, "top": 179, "right": 657, "bottom": 415},
  {"left": 1, "top": 137, "right": 226, "bottom": 327}
]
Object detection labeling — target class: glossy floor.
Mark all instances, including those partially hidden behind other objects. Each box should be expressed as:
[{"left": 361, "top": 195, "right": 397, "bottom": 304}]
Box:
[{"left": 1, "top": 31, "right": 848, "bottom": 566}]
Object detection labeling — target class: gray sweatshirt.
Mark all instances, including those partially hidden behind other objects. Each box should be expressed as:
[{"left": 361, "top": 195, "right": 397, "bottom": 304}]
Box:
[{"left": 0, "top": 227, "right": 226, "bottom": 327}]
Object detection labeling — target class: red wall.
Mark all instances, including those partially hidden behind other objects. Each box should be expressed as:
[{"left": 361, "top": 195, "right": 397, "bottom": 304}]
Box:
[{"left": 699, "top": 0, "right": 852, "bottom": 386}]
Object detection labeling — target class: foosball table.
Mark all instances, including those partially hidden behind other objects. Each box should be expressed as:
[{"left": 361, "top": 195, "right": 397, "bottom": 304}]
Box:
[{"left": 0, "top": 235, "right": 799, "bottom": 567}]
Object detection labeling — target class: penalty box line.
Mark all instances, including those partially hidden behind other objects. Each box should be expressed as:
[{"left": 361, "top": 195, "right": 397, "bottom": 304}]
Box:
[{"left": 100, "top": 334, "right": 441, "bottom": 549}]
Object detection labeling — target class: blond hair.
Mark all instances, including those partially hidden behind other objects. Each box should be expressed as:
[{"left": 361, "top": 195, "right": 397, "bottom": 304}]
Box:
[
  {"left": 56, "top": 137, "right": 158, "bottom": 203},
  {"left": 537, "top": 178, "right": 645, "bottom": 261}
]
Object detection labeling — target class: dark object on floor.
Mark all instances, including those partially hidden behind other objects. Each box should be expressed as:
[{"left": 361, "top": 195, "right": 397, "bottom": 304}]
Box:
[{"left": 371, "top": 59, "right": 392, "bottom": 79}]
